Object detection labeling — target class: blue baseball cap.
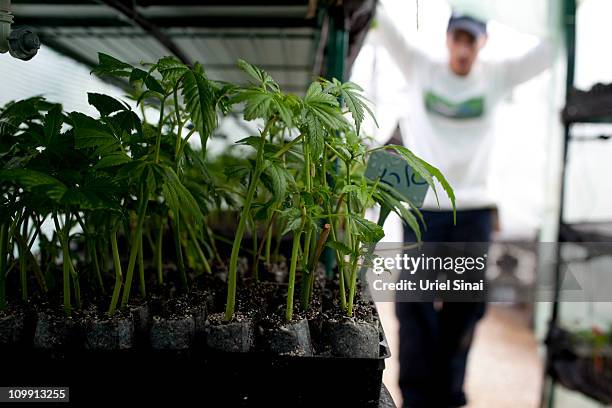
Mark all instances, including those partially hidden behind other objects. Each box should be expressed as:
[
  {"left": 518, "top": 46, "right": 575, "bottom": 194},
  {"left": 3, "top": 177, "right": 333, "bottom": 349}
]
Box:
[{"left": 447, "top": 12, "right": 487, "bottom": 39}]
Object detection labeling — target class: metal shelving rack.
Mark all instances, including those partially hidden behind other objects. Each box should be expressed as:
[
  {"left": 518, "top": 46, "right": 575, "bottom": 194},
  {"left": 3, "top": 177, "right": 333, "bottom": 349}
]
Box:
[
  {"left": 9, "top": 0, "right": 374, "bottom": 95},
  {"left": 542, "top": 0, "right": 612, "bottom": 405}
]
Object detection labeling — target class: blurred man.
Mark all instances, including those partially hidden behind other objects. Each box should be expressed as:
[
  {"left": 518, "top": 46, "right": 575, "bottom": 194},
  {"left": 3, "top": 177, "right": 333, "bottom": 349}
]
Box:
[{"left": 376, "top": 4, "right": 554, "bottom": 407}]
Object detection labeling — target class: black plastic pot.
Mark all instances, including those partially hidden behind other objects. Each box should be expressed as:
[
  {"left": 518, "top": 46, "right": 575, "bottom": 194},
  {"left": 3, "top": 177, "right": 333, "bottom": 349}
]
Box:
[
  {"left": 3, "top": 331, "right": 390, "bottom": 407},
  {"left": 2, "top": 314, "right": 390, "bottom": 407}
]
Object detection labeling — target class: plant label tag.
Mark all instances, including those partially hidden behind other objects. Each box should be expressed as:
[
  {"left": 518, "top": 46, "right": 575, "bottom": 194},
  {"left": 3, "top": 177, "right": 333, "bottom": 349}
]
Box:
[{"left": 365, "top": 150, "right": 429, "bottom": 207}]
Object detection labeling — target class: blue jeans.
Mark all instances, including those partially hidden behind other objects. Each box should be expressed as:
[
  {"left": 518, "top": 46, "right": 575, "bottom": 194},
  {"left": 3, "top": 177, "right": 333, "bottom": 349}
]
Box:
[{"left": 396, "top": 209, "right": 492, "bottom": 408}]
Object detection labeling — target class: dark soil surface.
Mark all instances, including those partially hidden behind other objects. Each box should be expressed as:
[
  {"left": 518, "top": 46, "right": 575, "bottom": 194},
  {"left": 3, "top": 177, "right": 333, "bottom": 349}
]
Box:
[{"left": 1, "top": 261, "right": 382, "bottom": 359}]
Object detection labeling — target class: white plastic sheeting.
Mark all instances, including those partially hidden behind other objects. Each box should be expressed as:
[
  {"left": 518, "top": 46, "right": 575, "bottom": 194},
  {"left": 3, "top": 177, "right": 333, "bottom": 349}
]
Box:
[{"left": 448, "top": 0, "right": 560, "bottom": 38}]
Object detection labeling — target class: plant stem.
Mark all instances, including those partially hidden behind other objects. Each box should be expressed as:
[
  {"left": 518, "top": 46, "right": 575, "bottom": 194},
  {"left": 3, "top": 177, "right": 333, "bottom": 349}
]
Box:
[
  {"left": 265, "top": 220, "right": 273, "bottom": 263},
  {"left": 286, "top": 217, "right": 305, "bottom": 322},
  {"left": 52, "top": 213, "right": 71, "bottom": 316},
  {"left": 273, "top": 133, "right": 303, "bottom": 159},
  {"left": 252, "top": 217, "right": 258, "bottom": 280},
  {"left": 174, "top": 86, "right": 183, "bottom": 172},
  {"left": 92, "top": 241, "right": 105, "bottom": 295},
  {"left": 172, "top": 212, "right": 188, "bottom": 289},
  {"left": 205, "top": 225, "right": 224, "bottom": 266},
  {"left": 301, "top": 223, "right": 331, "bottom": 309},
  {"left": 156, "top": 217, "right": 164, "bottom": 284},
  {"left": 185, "top": 220, "right": 211, "bottom": 275},
  {"left": 19, "top": 214, "right": 28, "bottom": 302},
  {"left": 138, "top": 238, "right": 146, "bottom": 298},
  {"left": 346, "top": 242, "right": 360, "bottom": 317},
  {"left": 154, "top": 97, "right": 166, "bottom": 164},
  {"left": 108, "top": 229, "right": 123, "bottom": 316},
  {"left": 68, "top": 253, "right": 82, "bottom": 309},
  {"left": 224, "top": 119, "right": 274, "bottom": 321},
  {"left": 255, "top": 211, "right": 277, "bottom": 268},
  {"left": 343, "top": 160, "right": 358, "bottom": 316},
  {"left": 120, "top": 184, "right": 149, "bottom": 309},
  {"left": 0, "top": 223, "right": 8, "bottom": 311}
]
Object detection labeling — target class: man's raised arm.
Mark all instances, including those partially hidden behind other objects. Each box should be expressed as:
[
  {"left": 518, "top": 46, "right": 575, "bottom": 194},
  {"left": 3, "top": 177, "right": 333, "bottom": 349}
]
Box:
[
  {"left": 375, "top": 3, "right": 429, "bottom": 80},
  {"left": 498, "top": 36, "right": 556, "bottom": 90}
]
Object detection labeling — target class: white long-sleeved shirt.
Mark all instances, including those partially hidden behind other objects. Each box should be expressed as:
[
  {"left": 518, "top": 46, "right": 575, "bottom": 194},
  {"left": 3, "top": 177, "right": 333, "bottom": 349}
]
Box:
[{"left": 376, "top": 7, "right": 555, "bottom": 210}]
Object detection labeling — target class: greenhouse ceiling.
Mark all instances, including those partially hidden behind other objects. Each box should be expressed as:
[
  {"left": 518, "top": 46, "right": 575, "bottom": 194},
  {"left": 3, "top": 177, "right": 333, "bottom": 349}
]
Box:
[{"left": 10, "top": 0, "right": 375, "bottom": 93}]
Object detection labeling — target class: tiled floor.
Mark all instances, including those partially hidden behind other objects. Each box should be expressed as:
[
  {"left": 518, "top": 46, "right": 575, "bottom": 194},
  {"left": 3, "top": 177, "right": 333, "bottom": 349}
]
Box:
[{"left": 378, "top": 302, "right": 543, "bottom": 408}]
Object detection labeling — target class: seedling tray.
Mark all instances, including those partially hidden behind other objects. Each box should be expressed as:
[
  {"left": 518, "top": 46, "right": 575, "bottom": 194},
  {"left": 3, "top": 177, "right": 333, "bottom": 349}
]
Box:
[{"left": 2, "top": 312, "right": 390, "bottom": 407}]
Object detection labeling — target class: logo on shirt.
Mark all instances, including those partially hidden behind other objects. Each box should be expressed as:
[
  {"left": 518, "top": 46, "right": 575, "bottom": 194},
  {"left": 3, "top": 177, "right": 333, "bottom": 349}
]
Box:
[{"left": 424, "top": 91, "right": 485, "bottom": 119}]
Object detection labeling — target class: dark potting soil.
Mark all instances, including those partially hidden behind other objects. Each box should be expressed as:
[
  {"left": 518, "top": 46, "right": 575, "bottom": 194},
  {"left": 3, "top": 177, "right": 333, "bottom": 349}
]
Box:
[
  {"left": 80, "top": 306, "right": 134, "bottom": 351},
  {"left": 149, "top": 294, "right": 207, "bottom": 350},
  {"left": 31, "top": 304, "right": 138, "bottom": 353},
  {"left": 2, "top": 258, "right": 382, "bottom": 359},
  {"left": 263, "top": 254, "right": 289, "bottom": 283},
  {"left": 258, "top": 316, "right": 313, "bottom": 356},
  {"left": 205, "top": 312, "right": 255, "bottom": 353},
  {"left": 0, "top": 306, "right": 25, "bottom": 346},
  {"left": 321, "top": 318, "right": 381, "bottom": 359}
]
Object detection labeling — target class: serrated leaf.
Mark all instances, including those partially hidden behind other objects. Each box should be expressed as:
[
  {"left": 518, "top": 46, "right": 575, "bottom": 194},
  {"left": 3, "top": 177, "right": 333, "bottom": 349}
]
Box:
[
  {"left": 224, "top": 163, "right": 250, "bottom": 181},
  {"left": 87, "top": 93, "right": 127, "bottom": 117},
  {"left": 93, "top": 151, "right": 131, "bottom": 169},
  {"left": 279, "top": 207, "right": 302, "bottom": 235},
  {"left": 156, "top": 164, "right": 204, "bottom": 225},
  {"left": 273, "top": 94, "right": 293, "bottom": 127},
  {"left": 110, "top": 110, "right": 142, "bottom": 139},
  {"left": 70, "top": 112, "right": 119, "bottom": 151},
  {"left": 326, "top": 79, "right": 378, "bottom": 134},
  {"left": 43, "top": 104, "right": 63, "bottom": 146},
  {"left": 129, "top": 68, "right": 165, "bottom": 94},
  {"left": 237, "top": 59, "right": 279, "bottom": 91},
  {"left": 327, "top": 240, "right": 352, "bottom": 255},
  {"left": 0, "top": 168, "right": 67, "bottom": 202},
  {"left": 156, "top": 56, "right": 189, "bottom": 85},
  {"left": 235, "top": 135, "right": 263, "bottom": 148},
  {"left": 350, "top": 215, "right": 385, "bottom": 243},
  {"left": 261, "top": 159, "right": 287, "bottom": 204},
  {"left": 92, "top": 53, "right": 133, "bottom": 78},
  {"left": 231, "top": 88, "right": 274, "bottom": 121},
  {"left": 387, "top": 145, "right": 456, "bottom": 219},
  {"left": 181, "top": 69, "right": 217, "bottom": 153}
]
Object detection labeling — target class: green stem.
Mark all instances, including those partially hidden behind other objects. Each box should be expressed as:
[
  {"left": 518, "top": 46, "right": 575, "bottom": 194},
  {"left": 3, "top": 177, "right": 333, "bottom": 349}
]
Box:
[
  {"left": 224, "top": 119, "right": 274, "bottom": 321},
  {"left": 19, "top": 215, "right": 28, "bottom": 302},
  {"left": 273, "top": 133, "right": 303, "bottom": 159},
  {"left": 343, "top": 159, "right": 359, "bottom": 316},
  {"left": 347, "top": 242, "right": 360, "bottom": 317},
  {"left": 301, "top": 223, "right": 331, "bottom": 309},
  {"left": 265, "top": 220, "right": 273, "bottom": 263},
  {"left": 252, "top": 217, "right": 258, "bottom": 280},
  {"left": 185, "top": 220, "right": 212, "bottom": 275},
  {"left": 286, "top": 220, "right": 305, "bottom": 322},
  {"left": 68, "top": 253, "right": 81, "bottom": 309},
  {"left": 173, "top": 212, "right": 188, "bottom": 289},
  {"left": 174, "top": 86, "right": 183, "bottom": 172},
  {"left": 108, "top": 229, "right": 123, "bottom": 316},
  {"left": 156, "top": 217, "right": 164, "bottom": 285},
  {"left": 255, "top": 211, "right": 277, "bottom": 268},
  {"left": 91, "top": 241, "right": 105, "bottom": 295},
  {"left": 120, "top": 185, "right": 149, "bottom": 309},
  {"left": 205, "top": 225, "right": 224, "bottom": 266},
  {"left": 324, "top": 194, "right": 347, "bottom": 309},
  {"left": 154, "top": 97, "right": 166, "bottom": 164},
  {"left": 138, "top": 237, "right": 146, "bottom": 298},
  {"left": 176, "top": 128, "right": 197, "bottom": 161},
  {"left": 52, "top": 213, "right": 71, "bottom": 316}
]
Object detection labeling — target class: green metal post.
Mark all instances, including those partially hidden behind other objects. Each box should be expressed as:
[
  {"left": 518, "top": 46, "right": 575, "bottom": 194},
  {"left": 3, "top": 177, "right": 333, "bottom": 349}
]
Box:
[{"left": 545, "top": 0, "right": 576, "bottom": 406}]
